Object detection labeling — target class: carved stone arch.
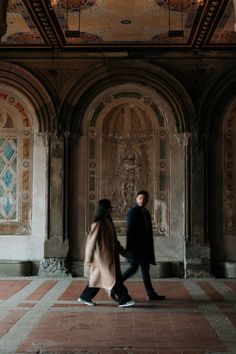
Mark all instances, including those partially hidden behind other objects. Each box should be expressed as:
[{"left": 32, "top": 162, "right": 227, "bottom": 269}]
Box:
[
  {"left": 69, "top": 80, "right": 187, "bottom": 276},
  {"left": 0, "top": 62, "right": 55, "bottom": 133},
  {"left": 0, "top": 64, "right": 61, "bottom": 272},
  {"left": 58, "top": 61, "right": 194, "bottom": 135},
  {"left": 201, "top": 68, "right": 236, "bottom": 277},
  {"left": 84, "top": 83, "right": 174, "bottom": 234},
  {"left": 200, "top": 67, "right": 236, "bottom": 137}
]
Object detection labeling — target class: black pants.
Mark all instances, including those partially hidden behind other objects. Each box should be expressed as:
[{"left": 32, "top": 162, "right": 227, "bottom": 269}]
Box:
[
  {"left": 80, "top": 257, "right": 132, "bottom": 306},
  {"left": 122, "top": 259, "right": 155, "bottom": 296}
]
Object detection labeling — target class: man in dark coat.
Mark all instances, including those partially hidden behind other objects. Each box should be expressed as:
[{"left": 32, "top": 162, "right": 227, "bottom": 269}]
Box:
[{"left": 122, "top": 191, "right": 165, "bottom": 301}]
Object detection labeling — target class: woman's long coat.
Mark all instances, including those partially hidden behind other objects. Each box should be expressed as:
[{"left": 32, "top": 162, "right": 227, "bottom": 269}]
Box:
[{"left": 84, "top": 217, "right": 117, "bottom": 290}]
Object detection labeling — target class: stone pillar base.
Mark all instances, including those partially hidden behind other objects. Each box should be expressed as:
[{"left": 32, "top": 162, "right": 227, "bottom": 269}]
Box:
[
  {"left": 39, "top": 257, "right": 71, "bottom": 277},
  {"left": 186, "top": 243, "right": 211, "bottom": 277},
  {"left": 213, "top": 262, "right": 236, "bottom": 278},
  {"left": 185, "top": 260, "right": 211, "bottom": 277}
]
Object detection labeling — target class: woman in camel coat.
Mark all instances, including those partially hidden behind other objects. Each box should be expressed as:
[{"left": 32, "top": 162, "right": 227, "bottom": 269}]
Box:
[{"left": 78, "top": 199, "right": 135, "bottom": 308}]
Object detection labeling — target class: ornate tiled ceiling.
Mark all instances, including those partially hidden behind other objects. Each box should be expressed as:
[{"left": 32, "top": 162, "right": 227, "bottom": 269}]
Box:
[{"left": 0, "top": 0, "right": 235, "bottom": 49}]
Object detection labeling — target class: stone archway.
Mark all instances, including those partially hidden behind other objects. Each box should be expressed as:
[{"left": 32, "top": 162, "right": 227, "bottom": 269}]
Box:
[
  {"left": 200, "top": 67, "right": 236, "bottom": 278},
  {"left": 209, "top": 101, "right": 236, "bottom": 277},
  {"left": 69, "top": 83, "right": 187, "bottom": 276}
]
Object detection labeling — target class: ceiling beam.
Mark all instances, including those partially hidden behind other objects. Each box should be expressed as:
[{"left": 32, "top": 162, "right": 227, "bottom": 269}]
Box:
[
  {"left": 22, "top": 0, "right": 66, "bottom": 49},
  {"left": 193, "top": 0, "right": 230, "bottom": 49}
]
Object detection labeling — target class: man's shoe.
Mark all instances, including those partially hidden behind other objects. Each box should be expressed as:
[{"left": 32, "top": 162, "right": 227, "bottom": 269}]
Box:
[
  {"left": 78, "top": 297, "right": 96, "bottom": 306},
  {"left": 147, "top": 293, "right": 165, "bottom": 301},
  {"left": 119, "top": 299, "right": 135, "bottom": 308}
]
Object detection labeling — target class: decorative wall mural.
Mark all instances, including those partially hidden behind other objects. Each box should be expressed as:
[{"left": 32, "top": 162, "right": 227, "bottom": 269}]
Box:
[
  {"left": 88, "top": 90, "right": 170, "bottom": 237},
  {"left": 224, "top": 104, "right": 236, "bottom": 237},
  {"left": 101, "top": 103, "right": 153, "bottom": 218},
  {"left": 0, "top": 91, "right": 32, "bottom": 234}
]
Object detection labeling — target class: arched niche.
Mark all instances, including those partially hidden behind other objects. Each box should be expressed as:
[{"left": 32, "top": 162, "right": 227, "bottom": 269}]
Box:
[
  {"left": 209, "top": 100, "right": 236, "bottom": 277},
  {"left": 0, "top": 63, "right": 54, "bottom": 263},
  {"left": 201, "top": 67, "right": 236, "bottom": 277},
  {"left": 69, "top": 82, "right": 188, "bottom": 276}
]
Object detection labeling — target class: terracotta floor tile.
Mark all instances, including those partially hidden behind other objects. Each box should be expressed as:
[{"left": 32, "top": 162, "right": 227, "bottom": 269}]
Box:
[
  {"left": 0, "top": 280, "right": 31, "bottom": 299},
  {"left": 197, "top": 281, "right": 226, "bottom": 302},
  {"left": 25, "top": 280, "right": 58, "bottom": 300},
  {"left": 0, "top": 310, "right": 27, "bottom": 337},
  {"left": 9, "top": 280, "right": 232, "bottom": 354}
]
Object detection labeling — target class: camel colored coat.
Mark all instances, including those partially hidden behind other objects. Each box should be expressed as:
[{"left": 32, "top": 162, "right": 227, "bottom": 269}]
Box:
[{"left": 84, "top": 217, "right": 117, "bottom": 290}]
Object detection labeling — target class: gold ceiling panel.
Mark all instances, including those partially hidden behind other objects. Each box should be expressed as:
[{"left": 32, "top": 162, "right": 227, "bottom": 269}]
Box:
[
  {"left": 52, "top": 0, "right": 204, "bottom": 45},
  {"left": 1, "top": 0, "right": 46, "bottom": 46},
  {"left": 0, "top": 0, "right": 235, "bottom": 49},
  {"left": 209, "top": 1, "right": 236, "bottom": 46}
]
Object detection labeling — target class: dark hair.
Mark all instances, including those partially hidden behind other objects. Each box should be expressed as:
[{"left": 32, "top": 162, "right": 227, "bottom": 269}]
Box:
[
  {"left": 136, "top": 190, "right": 149, "bottom": 198},
  {"left": 92, "top": 199, "right": 111, "bottom": 222}
]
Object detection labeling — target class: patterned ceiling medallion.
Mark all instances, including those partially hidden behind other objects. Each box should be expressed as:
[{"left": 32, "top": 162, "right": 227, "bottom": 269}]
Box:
[{"left": 155, "top": 0, "right": 196, "bottom": 11}]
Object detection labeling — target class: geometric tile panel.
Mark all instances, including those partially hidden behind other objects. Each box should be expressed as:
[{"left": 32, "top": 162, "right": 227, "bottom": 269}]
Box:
[
  {"left": 0, "top": 91, "right": 32, "bottom": 234},
  {"left": 0, "top": 138, "right": 17, "bottom": 220}
]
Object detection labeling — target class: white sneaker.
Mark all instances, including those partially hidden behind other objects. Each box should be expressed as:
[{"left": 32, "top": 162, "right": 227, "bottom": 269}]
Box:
[
  {"left": 119, "top": 299, "right": 135, "bottom": 308},
  {"left": 78, "top": 297, "right": 96, "bottom": 306}
]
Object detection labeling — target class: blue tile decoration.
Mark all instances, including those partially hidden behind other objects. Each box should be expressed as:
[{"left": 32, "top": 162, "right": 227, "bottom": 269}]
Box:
[
  {"left": 0, "top": 139, "right": 17, "bottom": 221},
  {"left": 2, "top": 195, "right": 14, "bottom": 216},
  {"left": 3, "top": 142, "right": 15, "bottom": 161},
  {"left": 2, "top": 169, "right": 14, "bottom": 188}
]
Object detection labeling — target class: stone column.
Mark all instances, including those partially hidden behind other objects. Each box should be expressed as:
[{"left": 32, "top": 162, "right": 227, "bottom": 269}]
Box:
[
  {"left": 186, "top": 131, "right": 210, "bottom": 277},
  {"left": 0, "top": 0, "right": 8, "bottom": 41},
  {"left": 39, "top": 132, "right": 70, "bottom": 276}
]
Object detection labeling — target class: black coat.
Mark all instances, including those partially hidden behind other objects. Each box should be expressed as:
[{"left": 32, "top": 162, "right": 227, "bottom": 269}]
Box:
[{"left": 126, "top": 205, "right": 156, "bottom": 265}]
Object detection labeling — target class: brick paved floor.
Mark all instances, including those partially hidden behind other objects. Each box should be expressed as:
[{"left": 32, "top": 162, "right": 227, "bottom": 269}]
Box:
[{"left": 0, "top": 278, "right": 235, "bottom": 353}]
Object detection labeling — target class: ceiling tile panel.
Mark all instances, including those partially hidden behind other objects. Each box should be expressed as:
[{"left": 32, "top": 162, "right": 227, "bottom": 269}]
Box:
[{"left": 1, "top": 0, "right": 46, "bottom": 46}]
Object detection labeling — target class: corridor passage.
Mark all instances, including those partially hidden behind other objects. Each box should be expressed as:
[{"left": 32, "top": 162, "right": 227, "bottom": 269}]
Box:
[{"left": 0, "top": 278, "right": 235, "bottom": 354}]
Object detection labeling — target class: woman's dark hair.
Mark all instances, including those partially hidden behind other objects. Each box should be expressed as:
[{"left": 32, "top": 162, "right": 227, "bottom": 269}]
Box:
[{"left": 92, "top": 199, "right": 111, "bottom": 222}]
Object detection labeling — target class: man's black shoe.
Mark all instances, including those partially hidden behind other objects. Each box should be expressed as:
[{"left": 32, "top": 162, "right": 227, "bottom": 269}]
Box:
[{"left": 147, "top": 293, "right": 165, "bottom": 301}]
